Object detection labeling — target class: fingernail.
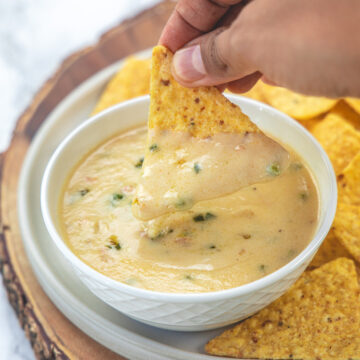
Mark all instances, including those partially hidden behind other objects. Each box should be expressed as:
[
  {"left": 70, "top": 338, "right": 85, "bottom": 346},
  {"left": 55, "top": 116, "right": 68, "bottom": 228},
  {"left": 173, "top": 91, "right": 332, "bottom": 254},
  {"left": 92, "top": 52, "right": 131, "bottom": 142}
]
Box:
[{"left": 173, "top": 45, "right": 206, "bottom": 82}]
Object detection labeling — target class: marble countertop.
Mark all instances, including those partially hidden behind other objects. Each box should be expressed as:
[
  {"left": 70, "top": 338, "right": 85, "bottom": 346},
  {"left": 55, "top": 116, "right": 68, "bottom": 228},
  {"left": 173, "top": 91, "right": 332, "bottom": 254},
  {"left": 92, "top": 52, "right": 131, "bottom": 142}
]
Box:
[{"left": 0, "top": 1, "right": 159, "bottom": 359}]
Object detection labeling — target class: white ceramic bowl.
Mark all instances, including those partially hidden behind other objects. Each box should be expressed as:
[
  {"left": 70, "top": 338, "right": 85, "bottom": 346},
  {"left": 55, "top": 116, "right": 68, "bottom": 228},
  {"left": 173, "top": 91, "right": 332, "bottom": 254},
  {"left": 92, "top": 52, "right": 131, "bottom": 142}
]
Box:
[{"left": 41, "top": 94, "right": 337, "bottom": 331}]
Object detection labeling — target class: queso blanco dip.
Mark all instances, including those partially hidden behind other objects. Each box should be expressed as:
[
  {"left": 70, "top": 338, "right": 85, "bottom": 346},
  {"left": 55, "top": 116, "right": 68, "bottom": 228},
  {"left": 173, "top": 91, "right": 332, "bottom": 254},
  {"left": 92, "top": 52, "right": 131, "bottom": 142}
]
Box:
[
  {"left": 60, "top": 126, "right": 318, "bottom": 293},
  {"left": 132, "top": 128, "right": 290, "bottom": 220}
]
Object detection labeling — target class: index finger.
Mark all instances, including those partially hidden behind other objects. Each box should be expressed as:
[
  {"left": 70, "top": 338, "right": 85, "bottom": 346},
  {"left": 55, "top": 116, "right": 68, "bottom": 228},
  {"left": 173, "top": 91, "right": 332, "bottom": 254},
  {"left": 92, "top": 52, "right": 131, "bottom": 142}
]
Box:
[{"left": 159, "top": 0, "right": 243, "bottom": 52}]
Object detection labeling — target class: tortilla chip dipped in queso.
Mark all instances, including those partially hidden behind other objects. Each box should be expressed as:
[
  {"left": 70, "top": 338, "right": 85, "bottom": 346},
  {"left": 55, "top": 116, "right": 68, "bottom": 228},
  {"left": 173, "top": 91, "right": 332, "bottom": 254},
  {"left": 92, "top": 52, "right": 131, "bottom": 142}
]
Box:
[
  {"left": 132, "top": 46, "right": 290, "bottom": 221},
  {"left": 61, "top": 46, "right": 319, "bottom": 293}
]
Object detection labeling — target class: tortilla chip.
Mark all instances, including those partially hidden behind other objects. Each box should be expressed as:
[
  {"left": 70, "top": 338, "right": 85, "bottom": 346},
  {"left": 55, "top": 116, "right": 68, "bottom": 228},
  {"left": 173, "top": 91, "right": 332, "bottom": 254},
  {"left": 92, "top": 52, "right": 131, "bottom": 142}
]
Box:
[
  {"left": 337, "top": 152, "right": 360, "bottom": 206},
  {"left": 206, "top": 258, "right": 360, "bottom": 360},
  {"left": 309, "top": 229, "right": 351, "bottom": 269},
  {"left": 299, "top": 116, "right": 323, "bottom": 133},
  {"left": 149, "top": 45, "right": 259, "bottom": 138},
  {"left": 92, "top": 57, "right": 151, "bottom": 115},
  {"left": 241, "top": 80, "right": 267, "bottom": 103},
  {"left": 262, "top": 84, "right": 337, "bottom": 120},
  {"left": 311, "top": 113, "right": 360, "bottom": 174},
  {"left": 333, "top": 203, "right": 360, "bottom": 263},
  {"left": 346, "top": 98, "right": 360, "bottom": 115},
  {"left": 332, "top": 100, "right": 360, "bottom": 130}
]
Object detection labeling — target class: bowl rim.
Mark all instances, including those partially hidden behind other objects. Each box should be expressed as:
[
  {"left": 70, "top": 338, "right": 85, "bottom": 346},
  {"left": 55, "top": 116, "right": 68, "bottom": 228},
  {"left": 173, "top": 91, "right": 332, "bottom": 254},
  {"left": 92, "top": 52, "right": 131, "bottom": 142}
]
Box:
[{"left": 40, "top": 94, "right": 337, "bottom": 303}]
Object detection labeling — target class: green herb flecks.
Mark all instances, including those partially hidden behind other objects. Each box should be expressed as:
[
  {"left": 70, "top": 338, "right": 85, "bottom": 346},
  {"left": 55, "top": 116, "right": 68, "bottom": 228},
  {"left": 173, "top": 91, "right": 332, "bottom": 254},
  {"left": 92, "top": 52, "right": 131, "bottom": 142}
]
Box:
[
  {"left": 258, "top": 264, "right": 267, "bottom": 273},
  {"left": 79, "top": 188, "right": 90, "bottom": 197},
  {"left": 178, "top": 229, "right": 191, "bottom": 238},
  {"left": 242, "top": 234, "right": 251, "bottom": 240},
  {"left": 299, "top": 191, "right": 309, "bottom": 201},
  {"left": 287, "top": 249, "right": 297, "bottom": 259},
  {"left": 149, "top": 143, "right": 159, "bottom": 152},
  {"left": 193, "top": 212, "right": 216, "bottom": 222},
  {"left": 106, "top": 235, "right": 122, "bottom": 250},
  {"left": 193, "top": 162, "right": 201, "bottom": 174},
  {"left": 135, "top": 157, "right": 144, "bottom": 168},
  {"left": 204, "top": 212, "right": 216, "bottom": 220},
  {"left": 184, "top": 274, "right": 194, "bottom": 280},
  {"left": 290, "top": 162, "right": 303, "bottom": 171},
  {"left": 266, "top": 162, "right": 281, "bottom": 176},
  {"left": 150, "top": 228, "right": 173, "bottom": 241},
  {"left": 111, "top": 192, "right": 125, "bottom": 207},
  {"left": 175, "top": 198, "right": 193, "bottom": 209},
  {"left": 193, "top": 214, "right": 205, "bottom": 222},
  {"left": 113, "top": 193, "right": 124, "bottom": 200}
]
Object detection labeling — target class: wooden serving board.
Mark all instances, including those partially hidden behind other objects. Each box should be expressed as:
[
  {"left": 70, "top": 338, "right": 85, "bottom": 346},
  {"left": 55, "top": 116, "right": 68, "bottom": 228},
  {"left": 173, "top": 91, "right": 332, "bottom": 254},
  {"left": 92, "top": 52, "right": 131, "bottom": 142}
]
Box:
[{"left": 0, "top": 2, "right": 174, "bottom": 359}]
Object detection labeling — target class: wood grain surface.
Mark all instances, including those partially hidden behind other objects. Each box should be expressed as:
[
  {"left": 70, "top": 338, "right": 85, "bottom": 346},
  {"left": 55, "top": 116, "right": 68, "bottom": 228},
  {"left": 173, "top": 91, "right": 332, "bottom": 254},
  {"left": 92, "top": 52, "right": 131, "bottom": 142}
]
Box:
[{"left": 0, "top": 2, "right": 174, "bottom": 359}]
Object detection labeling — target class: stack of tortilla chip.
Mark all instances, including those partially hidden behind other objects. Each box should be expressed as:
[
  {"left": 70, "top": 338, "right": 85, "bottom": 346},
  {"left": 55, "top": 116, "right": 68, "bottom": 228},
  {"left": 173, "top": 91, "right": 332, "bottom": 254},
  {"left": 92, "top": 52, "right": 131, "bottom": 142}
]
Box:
[
  {"left": 92, "top": 49, "right": 360, "bottom": 359},
  {"left": 206, "top": 258, "right": 360, "bottom": 359}
]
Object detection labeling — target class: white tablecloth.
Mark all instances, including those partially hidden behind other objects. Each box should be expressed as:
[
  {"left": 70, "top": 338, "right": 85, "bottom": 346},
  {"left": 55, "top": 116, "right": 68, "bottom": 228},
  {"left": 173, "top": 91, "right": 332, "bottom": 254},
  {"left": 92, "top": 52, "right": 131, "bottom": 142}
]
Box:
[{"left": 0, "top": 1, "right": 160, "bottom": 358}]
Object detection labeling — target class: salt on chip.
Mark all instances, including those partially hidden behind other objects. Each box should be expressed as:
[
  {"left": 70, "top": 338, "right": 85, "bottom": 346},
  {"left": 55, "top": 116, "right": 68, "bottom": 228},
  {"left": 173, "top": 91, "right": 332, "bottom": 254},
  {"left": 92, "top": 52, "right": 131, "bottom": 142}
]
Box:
[
  {"left": 308, "top": 229, "right": 351, "bottom": 269},
  {"left": 92, "top": 57, "right": 151, "bottom": 115},
  {"left": 149, "top": 45, "right": 259, "bottom": 138},
  {"left": 206, "top": 258, "right": 360, "bottom": 360},
  {"left": 337, "top": 152, "right": 360, "bottom": 206},
  {"left": 311, "top": 113, "right": 360, "bottom": 174},
  {"left": 262, "top": 84, "right": 337, "bottom": 120},
  {"left": 333, "top": 203, "right": 360, "bottom": 263}
]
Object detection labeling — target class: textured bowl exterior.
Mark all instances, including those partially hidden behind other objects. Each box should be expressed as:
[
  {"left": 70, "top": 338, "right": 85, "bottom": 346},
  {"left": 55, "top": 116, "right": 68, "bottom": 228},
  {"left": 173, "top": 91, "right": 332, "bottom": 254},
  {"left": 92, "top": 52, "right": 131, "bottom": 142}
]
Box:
[
  {"left": 41, "top": 95, "right": 337, "bottom": 332},
  {"left": 72, "top": 260, "right": 309, "bottom": 331}
]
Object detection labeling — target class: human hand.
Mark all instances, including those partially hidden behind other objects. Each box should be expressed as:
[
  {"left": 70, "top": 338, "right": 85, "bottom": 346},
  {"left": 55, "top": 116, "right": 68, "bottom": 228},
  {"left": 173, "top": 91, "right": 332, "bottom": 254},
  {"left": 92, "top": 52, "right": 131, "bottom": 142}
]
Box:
[{"left": 159, "top": 0, "right": 360, "bottom": 98}]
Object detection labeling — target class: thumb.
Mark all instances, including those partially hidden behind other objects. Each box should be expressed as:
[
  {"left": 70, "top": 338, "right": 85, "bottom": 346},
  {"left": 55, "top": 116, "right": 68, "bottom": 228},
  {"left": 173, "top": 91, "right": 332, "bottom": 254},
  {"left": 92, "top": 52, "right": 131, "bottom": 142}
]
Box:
[{"left": 172, "top": 26, "right": 256, "bottom": 87}]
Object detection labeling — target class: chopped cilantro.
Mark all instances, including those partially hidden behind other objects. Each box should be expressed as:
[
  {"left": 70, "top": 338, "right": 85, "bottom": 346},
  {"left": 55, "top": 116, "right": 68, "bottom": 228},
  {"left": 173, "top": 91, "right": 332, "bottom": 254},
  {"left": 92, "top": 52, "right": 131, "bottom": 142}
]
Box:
[
  {"left": 205, "top": 212, "right": 216, "bottom": 220},
  {"left": 111, "top": 193, "right": 125, "bottom": 207},
  {"left": 79, "top": 189, "right": 90, "bottom": 196},
  {"left": 149, "top": 144, "right": 159, "bottom": 152},
  {"left": 193, "top": 212, "right": 216, "bottom": 222},
  {"left": 266, "top": 162, "right": 281, "bottom": 176},
  {"left": 135, "top": 157, "right": 144, "bottom": 168},
  {"left": 193, "top": 214, "right": 205, "bottom": 222},
  {"left": 175, "top": 198, "right": 193, "bottom": 209},
  {"left": 108, "top": 235, "right": 121, "bottom": 250},
  {"left": 287, "top": 249, "right": 296, "bottom": 258},
  {"left": 258, "top": 264, "right": 267, "bottom": 272},
  {"left": 150, "top": 228, "right": 174, "bottom": 241},
  {"left": 194, "top": 162, "right": 201, "bottom": 174},
  {"left": 113, "top": 193, "right": 124, "bottom": 201},
  {"left": 150, "top": 231, "right": 166, "bottom": 241},
  {"left": 299, "top": 191, "right": 309, "bottom": 200}
]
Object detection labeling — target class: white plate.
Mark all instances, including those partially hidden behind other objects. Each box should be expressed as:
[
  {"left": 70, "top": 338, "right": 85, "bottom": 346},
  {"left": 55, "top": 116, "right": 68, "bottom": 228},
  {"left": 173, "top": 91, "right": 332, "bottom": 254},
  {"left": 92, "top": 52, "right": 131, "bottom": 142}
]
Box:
[{"left": 18, "top": 49, "right": 231, "bottom": 360}]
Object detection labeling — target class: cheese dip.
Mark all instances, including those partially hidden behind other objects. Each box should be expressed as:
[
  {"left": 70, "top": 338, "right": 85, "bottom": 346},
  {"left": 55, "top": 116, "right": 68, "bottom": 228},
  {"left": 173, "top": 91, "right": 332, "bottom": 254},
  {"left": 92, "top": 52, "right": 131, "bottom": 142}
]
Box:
[
  {"left": 132, "top": 128, "right": 290, "bottom": 220},
  {"left": 60, "top": 126, "right": 319, "bottom": 293}
]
